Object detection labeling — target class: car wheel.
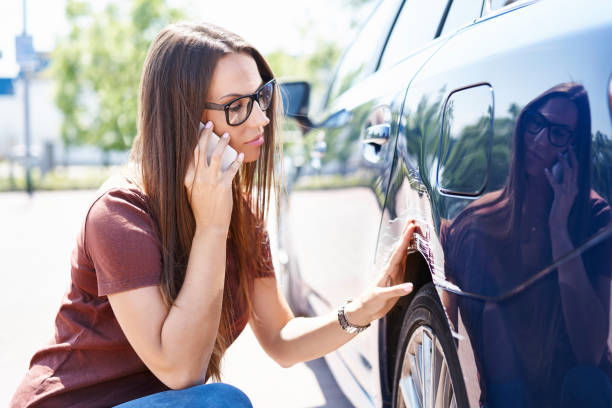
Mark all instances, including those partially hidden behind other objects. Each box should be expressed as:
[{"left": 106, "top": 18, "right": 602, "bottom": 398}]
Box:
[{"left": 391, "top": 283, "right": 468, "bottom": 408}]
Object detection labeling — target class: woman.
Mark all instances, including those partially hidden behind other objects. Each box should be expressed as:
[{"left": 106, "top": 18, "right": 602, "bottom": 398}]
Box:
[
  {"left": 11, "top": 22, "right": 418, "bottom": 407},
  {"left": 441, "top": 83, "right": 612, "bottom": 407}
]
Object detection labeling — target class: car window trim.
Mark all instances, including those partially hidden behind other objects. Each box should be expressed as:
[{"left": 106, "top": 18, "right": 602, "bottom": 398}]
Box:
[
  {"left": 375, "top": 0, "right": 407, "bottom": 72},
  {"left": 322, "top": 0, "right": 384, "bottom": 110},
  {"left": 478, "top": 0, "right": 538, "bottom": 22},
  {"left": 435, "top": 0, "right": 455, "bottom": 38},
  {"left": 436, "top": 0, "right": 489, "bottom": 38}
]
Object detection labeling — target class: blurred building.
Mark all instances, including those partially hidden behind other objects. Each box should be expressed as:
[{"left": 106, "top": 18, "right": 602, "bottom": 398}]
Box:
[{"left": 0, "top": 52, "right": 129, "bottom": 171}]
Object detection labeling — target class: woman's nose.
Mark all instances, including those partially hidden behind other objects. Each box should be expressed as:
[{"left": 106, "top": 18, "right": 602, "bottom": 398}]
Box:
[
  {"left": 249, "top": 101, "right": 271, "bottom": 127},
  {"left": 532, "top": 127, "right": 549, "bottom": 147}
]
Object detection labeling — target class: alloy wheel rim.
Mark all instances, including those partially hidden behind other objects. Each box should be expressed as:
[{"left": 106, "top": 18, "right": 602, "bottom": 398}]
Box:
[{"left": 396, "top": 325, "right": 457, "bottom": 408}]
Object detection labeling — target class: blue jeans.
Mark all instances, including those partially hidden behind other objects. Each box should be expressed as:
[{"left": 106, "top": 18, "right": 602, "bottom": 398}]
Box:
[{"left": 113, "top": 383, "right": 253, "bottom": 408}]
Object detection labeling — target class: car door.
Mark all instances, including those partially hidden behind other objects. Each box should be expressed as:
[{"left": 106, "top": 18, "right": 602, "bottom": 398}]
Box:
[
  {"left": 379, "top": 0, "right": 612, "bottom": 406},
  {"left": 285, "top": 0, "right": 452, "bottom": 405}
]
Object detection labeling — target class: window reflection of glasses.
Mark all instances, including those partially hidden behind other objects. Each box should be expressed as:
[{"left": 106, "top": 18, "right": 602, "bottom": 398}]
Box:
[
  {"left": 523, "top": 109, "right": 574, "bottom": 147},
  {"left": 205, "top": 78, "right": 276, "bottom": 126}
]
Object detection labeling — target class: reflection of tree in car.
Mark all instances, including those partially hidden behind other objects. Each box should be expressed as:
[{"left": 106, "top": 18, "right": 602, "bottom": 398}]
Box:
[
  {"left": 592, "top": 130, "right": 612, "bottom": 203},
  {"left": 441, "top": 83, "right": 612, "bottom": 407},
  {"left": 385, "top": 91, "right": 514, "bottom": 220}
]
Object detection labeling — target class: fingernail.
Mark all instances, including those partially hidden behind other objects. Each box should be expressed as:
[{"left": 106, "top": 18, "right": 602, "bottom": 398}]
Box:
[
  {"left": 205, "top": 121, "right": 213, "bottom": 128},
  {"left": 238, "top": 153, "right": 244, "bottom": 161},
  {"left": 402, "top": 283, "right": 413, "bottom": 292},
  {"left": 223, "top": 133, "right": 229, "bottom": 140}
]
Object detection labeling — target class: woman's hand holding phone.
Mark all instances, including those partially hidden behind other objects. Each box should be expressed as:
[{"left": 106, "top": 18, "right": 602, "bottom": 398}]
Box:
[
  {"left": 184, "top": 121, "right": 244, "bottom": 234},
  {"left": 545, "top": 146, "right": 578, "bottom": 231}
]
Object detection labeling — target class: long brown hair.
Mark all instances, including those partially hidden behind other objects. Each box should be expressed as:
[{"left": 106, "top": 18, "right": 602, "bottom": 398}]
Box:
[
  {"left": 458, "top": 83, "right": 592, "bottom": 243},
  {"left": 129, "top": 22, "right": 280, "bottom": 380},
  {"left": 442, "top": 83, "right": 593, "bottom": 281}
]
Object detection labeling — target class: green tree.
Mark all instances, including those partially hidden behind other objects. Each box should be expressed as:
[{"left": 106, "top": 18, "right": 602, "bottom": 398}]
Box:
[
  {"left": 52, "top": 0, "right": 183, "bottom": 164},
  {"left": 266, "top": 38, "right": 342, "bottom": 116}
]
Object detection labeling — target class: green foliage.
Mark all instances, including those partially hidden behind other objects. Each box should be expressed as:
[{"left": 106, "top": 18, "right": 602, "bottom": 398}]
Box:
[
  {"left": 266, "top": 39, "right": 342, "bottom": 115},
  {"left": 592, "top": 130, "right": 612, "bottom": 202},
  {"left": 51, "top": 0, "right": 184, "bottom": 153},
  {"left": 0, "top": 163, "right": 119, "bottom": 191}
]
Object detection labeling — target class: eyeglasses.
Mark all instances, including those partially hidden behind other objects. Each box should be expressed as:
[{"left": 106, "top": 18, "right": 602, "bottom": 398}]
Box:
[
  {"left": 205, "top": 78, "right": 276, "bottom": 126},
  {"left": 523, "top": 109, "right": 574, "bottom": 147}
]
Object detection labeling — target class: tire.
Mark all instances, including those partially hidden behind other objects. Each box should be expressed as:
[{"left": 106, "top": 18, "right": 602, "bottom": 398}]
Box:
[{"left": 391, "top": 283, "right": 468, "bottom": 408}]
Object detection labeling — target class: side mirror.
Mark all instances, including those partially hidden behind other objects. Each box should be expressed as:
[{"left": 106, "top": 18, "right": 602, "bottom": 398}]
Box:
[{"left": 280, "top": 81, "right": 313, "bottom": 132}]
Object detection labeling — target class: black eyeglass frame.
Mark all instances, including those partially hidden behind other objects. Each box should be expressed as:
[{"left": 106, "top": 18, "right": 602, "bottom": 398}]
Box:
[
  {"left": 204, "top": 78, "right": 276, "bottom": 127},
  {"left": 523, "top": 109, "right": 575, "bottom": 148}
]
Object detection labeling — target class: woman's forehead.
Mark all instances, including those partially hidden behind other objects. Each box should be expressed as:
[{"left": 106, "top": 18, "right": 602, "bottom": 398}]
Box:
[
  {"left": 539, "top": 97, "right": 578, "bottom": 128},
  {"left": 208, "top": 53, "right": 262, "bottom": 101}
]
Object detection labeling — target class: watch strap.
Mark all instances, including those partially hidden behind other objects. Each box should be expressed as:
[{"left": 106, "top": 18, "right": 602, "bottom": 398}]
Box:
[{"left": 337, "top": 300, "right": 370, "bottom": 334}]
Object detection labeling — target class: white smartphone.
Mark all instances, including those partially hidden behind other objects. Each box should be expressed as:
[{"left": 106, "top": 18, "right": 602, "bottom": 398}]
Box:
[
  {"left": 551, "top": 151, "right": 569, "bottom": 183},
  {"left": 199, "top": 122, "right": 238, "bottom": 171}
]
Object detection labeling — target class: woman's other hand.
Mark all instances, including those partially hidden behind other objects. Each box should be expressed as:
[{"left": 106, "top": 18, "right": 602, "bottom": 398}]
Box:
[
  {"left": 345, "top": 220, "right": 421, "bottom": 326},
  {"left": 184, "top": 121, "right": 244, "bottom": 234}
]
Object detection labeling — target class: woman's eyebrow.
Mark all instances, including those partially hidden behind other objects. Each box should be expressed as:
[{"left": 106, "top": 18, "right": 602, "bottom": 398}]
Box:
[{"left": 218, "top": 80, "right": 265, "bottom": 100}]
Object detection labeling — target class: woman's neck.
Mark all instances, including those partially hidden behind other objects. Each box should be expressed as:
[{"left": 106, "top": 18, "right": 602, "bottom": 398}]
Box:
[{"left": 523, "top": 174, "right": 553, "bottom": 217}]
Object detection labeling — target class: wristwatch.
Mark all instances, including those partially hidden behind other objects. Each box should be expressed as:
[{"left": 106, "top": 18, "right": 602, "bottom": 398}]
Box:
[{"left": 337, "top": 299, "right": 370, "bottom": 334}]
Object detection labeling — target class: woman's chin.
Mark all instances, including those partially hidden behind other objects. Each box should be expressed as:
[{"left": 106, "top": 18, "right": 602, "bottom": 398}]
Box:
[{"left": 241, "top": 149, "right": 261, "bottom": 164}]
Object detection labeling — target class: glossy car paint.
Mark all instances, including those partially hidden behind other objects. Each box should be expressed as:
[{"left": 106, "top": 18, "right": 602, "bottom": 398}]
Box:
[{"left": 280, "top": 0, "right": 612, "bottom": 406}]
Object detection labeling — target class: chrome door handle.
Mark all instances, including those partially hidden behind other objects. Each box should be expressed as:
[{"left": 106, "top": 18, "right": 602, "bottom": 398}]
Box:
[{"left": 362, "top": 123, "right": 390, "bottom": 146}]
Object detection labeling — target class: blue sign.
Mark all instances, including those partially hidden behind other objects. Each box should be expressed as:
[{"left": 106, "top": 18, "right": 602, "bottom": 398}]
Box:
[
  {"left": 15, "top": 34, "right": 38, "bottom": 71},
  {"left": 0, "top": 78, "right": 14, "bottom": 95}
]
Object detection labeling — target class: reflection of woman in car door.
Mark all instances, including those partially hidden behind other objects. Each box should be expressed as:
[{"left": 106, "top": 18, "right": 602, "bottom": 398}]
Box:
[{"left": 441, "top": 83, "right": 612, "bottom": 407}]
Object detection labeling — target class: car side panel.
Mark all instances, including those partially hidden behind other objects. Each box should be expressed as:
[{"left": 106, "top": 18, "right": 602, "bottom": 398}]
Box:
[{"left": 380, "top": 0, "right": 612, "bottom": 406}]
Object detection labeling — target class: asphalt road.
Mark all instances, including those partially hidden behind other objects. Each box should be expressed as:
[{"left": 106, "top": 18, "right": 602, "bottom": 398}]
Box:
[{"left": 0, "top": 188, "right": 352, "bottom": 408}]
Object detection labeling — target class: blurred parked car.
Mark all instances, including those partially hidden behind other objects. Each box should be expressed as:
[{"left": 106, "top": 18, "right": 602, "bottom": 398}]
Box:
[{"left": 279, "top": 0, "right": 612, "bottom": 407}]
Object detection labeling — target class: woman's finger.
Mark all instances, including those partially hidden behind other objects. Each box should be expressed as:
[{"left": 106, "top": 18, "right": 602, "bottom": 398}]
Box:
[
  {"left": 198, "top": 121, "right": 214, "bottom": 168},
  {"left": 394, "top": 222, "right": 420, "bottom": 258},
  {"left": 377, "top": 282, "right": 413, "bottom": 298},
  {"left": 223, "top": 152, "right": 244, "bottom": 183},
  {"left": 544, "top": 167, "right": 558, "bottom": 189},
  {"left": 568, "top": 148, "right": 579, "bottom": 185},
  {"left": 568, "top": 145, "right": 578, "bottom": 169},
  {"left": 184, "top": 145, "right": 196, "bottom": 187},
  {"left": 210, "top": 132, "right": 231, "bottom": 171},
  {"left": 186, "top": 144, "right": 199, "bottom": 186}
]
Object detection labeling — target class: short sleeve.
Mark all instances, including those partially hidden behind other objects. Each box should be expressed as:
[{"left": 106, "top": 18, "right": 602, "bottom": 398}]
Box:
[
  {"left": 85, "top": 188, "right": 162, "bottom": 296},
  {"left": 589, "top": 193, "right": 612, "bottom": 235},
  {"left": 583, "top": 192, "right": 612, "bottom": 280}
]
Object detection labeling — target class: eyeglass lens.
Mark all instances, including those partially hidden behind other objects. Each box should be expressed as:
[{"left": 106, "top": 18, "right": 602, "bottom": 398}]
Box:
[
  {"left": 227, "top": 81, "right": 274, "bottom": 125},
  {"left": 525, "top": 110, "right": 572, "bottom": 147}
]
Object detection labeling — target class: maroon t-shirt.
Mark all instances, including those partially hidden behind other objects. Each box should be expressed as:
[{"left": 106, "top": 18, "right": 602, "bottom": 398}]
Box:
[{"left": 10, "top": 180, "right": 275, "bottom": 407}]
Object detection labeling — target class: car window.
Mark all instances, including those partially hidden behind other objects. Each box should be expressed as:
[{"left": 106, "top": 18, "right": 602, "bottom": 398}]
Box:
[
  {"left": 378, "top": 0, "right": 449, "bottom": 70},
  {"left": 488, "top": 0, "right": 521, "bottom": 10},
  {"left": 440, "top": 0, "right": 484, "bottom": 37},
  {"left": 326, "top": 0, "right": 402, "bottom": 106}
]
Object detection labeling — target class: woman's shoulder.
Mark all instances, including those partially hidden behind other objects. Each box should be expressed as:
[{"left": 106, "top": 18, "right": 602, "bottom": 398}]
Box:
[
  {"left": 89, "top": 171, "right": 152, "bottom": 217},
  {"left": 84, "top": 173, "right": 158, "bottom": 246},
  {"left": 587, "top": 190, "right": 612, "bottom": 234},
  {"left": 81, "top": 173, "right": 162, "bottom": 296},
  {"left": 95, "top": 172, "right": 149, "bottom": 205}
]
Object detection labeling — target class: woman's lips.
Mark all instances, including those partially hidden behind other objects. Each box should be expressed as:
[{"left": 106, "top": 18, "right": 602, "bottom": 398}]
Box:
[
  {"left": 245, "top": 134, "right": 264, "bottom": 146},
  {"left": 526, "top": 149, "right": 545, "bottom": 162}
]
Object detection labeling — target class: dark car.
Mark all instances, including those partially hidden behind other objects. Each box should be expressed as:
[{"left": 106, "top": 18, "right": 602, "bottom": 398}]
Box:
[{"left": 278, "top": 0, "right": 612, "bottom": 407}]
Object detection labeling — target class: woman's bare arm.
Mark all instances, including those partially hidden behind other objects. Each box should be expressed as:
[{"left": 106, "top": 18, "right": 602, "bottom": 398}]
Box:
[
  {"left": 108, "top": 228, "right": 227, "bottom": 389},
  {"left": 546, "top": 150, "right": 608, "bottom": 364},
  {"left": 108, "top": 123, "right": 243, "bottom": 389},
  {"left": 250, "top": 221, "right": 418, "bottom": 367}
]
